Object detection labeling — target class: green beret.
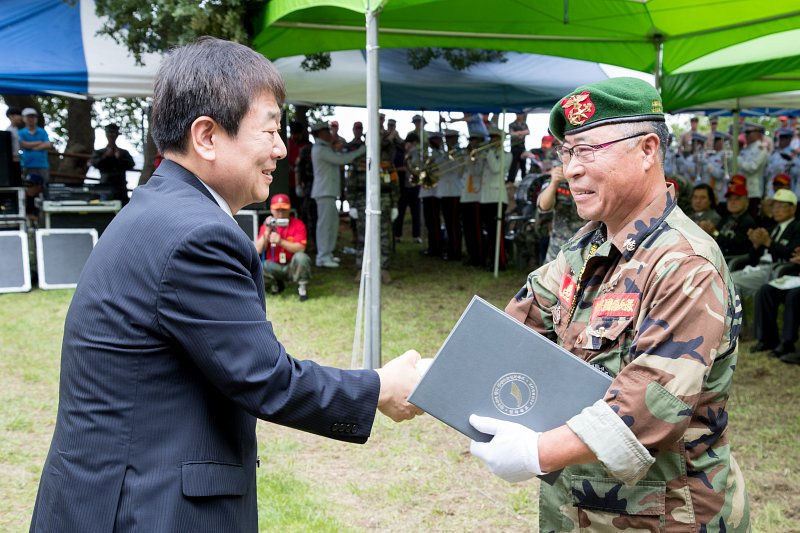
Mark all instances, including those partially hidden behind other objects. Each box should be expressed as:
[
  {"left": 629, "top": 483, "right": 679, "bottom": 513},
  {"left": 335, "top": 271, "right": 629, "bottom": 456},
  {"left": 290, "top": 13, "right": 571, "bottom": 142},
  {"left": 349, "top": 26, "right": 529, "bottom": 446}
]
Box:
[{"left": 549, "top": 77, "right": 664, "bottom": 141}]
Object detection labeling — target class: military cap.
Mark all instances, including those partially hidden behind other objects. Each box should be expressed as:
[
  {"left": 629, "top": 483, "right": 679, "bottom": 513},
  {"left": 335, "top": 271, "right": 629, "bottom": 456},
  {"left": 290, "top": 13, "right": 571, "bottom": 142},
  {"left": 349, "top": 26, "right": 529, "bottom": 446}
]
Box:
[
  {"left": 742, "top": 122, "right": 765, "bottom": 133},
  {"left": 411, "top": 114, "right": 426, "bottom": 124},
  {"left": 428, "top": 131, "right": 443, "bottom": 140},
  {"left": 310, "top": 121, "right": 330, "bottom": 133},
  {"left": 549, "top": 77, "right": 664, "bottom": 141},
  {"left": 104, "top": 123, "right": 120, "bottom": 133},
  {"left": 714, "top": 131, "right": 731, "bottom": 141},
  {"left": 690, "top": 132, "right": 707, "bottom": 144},
  {"left": 776, "top": 127, "right": 794, "bottom": 138},
  {"left": 387, "top": 118, "right": 396, "bottom": 125},
  {"left": 443, "top": 129, "right": 460, "bottom": 137}
]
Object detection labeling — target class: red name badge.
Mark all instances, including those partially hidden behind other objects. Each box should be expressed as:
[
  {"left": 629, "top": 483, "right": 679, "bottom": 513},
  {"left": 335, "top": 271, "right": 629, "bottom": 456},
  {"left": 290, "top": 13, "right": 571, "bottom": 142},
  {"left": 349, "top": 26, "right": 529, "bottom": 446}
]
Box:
[
  {"left": 560, "top": 274, "right": 576, "bottom": 309},
  {"left": 590, "top": 293, "right": 639, "bottom": 320}
]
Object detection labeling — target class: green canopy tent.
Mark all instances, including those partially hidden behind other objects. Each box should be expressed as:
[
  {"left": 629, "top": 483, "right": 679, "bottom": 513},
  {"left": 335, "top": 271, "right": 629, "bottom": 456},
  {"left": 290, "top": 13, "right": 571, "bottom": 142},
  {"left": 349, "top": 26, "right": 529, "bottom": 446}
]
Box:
[
  {"left": 661, "top": 29, "right": 800, "bottom": 111},
  {"left": 253, "top": 0, "right": 800, "bottom": 366},
  {"left": 254, "top": 0, "right": 800, "bottom": 87}
]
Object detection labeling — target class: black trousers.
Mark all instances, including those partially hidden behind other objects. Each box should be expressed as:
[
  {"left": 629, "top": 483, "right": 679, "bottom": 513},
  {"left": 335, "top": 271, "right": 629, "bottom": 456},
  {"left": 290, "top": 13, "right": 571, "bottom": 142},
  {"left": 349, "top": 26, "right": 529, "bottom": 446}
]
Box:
[
  {"left": 422, "top": 196, "right": 443, "bottom": 255},
  {"left": 755, "top": 284, "right": 800, "bottom": 348},
  {"left": 393, "top": 185, "right": 421, "bottom": 239},
  {"left": 440, "top": 196, "right": 461, "bottom": 260},
  {"left": 507, "top": 145, "right": 527, "bottom": 183},
  {"left": 460, "top": 201, "right": 484, "bottom": 266},
  {"left": 480, "top": 202, "right": 507, "bottom": 269}
]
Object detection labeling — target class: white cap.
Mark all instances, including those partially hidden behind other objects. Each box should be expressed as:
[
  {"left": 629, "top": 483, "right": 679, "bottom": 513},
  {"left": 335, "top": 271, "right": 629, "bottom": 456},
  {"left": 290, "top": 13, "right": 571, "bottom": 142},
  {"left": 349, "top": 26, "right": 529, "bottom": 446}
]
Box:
[{"left": 21, "top": 107, "right": 38, "bottom": 116}]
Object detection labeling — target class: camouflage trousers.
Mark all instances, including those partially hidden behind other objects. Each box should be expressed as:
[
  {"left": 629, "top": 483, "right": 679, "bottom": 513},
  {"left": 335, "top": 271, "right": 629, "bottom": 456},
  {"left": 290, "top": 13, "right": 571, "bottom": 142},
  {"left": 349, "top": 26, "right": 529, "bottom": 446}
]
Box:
[
  {"left": 351, "top": 191, "right": 393, "bottom": 269},
  {"left": 263, "top": 252, "right": 312, "bottom": 288}
]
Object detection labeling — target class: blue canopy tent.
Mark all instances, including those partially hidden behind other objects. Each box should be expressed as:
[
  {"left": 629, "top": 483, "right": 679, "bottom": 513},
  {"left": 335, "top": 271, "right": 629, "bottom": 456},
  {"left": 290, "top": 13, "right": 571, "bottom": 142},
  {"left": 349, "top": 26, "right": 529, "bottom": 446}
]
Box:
[{"left": 0, "top": 0, "right": 159, "bottom": 97}]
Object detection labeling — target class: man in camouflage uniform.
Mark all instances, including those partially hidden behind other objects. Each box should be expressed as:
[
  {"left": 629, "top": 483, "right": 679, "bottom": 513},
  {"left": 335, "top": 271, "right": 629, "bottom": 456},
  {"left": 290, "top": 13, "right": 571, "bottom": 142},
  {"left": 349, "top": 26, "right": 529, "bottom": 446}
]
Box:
[
  {"left": 469, "top": 77, "right": 750, "bottom": 532},
  {"left": 349, "top": 145, "right": 396, "bottom": 271},
  {"left": 536, "top": 164, "right": 585, "bottom": 263}
]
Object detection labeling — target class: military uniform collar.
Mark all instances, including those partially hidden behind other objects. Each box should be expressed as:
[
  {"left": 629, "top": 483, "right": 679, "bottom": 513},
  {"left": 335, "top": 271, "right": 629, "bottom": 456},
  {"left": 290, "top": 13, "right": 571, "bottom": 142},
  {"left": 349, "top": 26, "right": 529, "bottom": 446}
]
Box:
[{"left": 608, "top": 183, "right": 677, "bottom": 260}]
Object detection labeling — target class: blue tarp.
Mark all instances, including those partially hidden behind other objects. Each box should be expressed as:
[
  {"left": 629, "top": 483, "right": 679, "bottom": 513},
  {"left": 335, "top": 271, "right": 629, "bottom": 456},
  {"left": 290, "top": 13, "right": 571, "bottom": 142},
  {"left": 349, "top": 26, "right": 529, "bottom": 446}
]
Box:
[
  {"left": 274, "top": 48, "right": 621, "bottom": 112},
  {"left": 0, "top": 0, "right": 158, "bottom": 96}
]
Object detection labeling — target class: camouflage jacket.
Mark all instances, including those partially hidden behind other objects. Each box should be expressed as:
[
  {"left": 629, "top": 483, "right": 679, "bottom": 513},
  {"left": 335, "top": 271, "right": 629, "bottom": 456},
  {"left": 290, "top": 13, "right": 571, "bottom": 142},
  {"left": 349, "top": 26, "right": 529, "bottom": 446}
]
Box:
[
  {"left": 506, "top": 185, "right": 750, "bottom": 532},
  {"left": 541, "top": 180, "right": 584, "bottom": 263}
]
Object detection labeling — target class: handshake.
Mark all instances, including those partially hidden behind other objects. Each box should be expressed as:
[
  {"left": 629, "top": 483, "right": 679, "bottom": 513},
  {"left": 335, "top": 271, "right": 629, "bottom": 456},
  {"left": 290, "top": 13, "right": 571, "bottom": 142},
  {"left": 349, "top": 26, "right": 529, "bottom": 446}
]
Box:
[{"left": 374, "top": 352, "right": 433, "bottom": 422}]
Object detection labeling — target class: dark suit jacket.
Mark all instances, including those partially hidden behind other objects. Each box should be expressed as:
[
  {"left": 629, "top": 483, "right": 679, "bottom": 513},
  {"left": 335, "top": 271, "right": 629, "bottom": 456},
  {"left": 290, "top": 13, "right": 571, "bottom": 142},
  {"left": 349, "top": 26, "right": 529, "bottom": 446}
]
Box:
[
  {"left": 747, "top": 219, "right": 800, "bottom": 266},
  {"left": 30, "top": 160, "right": 380, "bottom": 532}
]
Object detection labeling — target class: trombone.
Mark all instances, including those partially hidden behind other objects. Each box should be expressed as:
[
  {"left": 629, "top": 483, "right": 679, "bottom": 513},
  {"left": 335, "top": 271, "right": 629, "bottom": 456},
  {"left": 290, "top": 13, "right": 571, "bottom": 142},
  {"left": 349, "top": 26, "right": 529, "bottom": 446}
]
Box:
[{"left": 468, "top": 138, "right": 503, "bottom": 162}]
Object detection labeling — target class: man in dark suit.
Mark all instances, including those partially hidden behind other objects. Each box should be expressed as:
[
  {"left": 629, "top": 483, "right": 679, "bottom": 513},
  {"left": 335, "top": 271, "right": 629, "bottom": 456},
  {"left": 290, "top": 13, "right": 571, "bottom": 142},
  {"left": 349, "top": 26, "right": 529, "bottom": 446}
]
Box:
[
  {"left": 731, "top": 188, "right": 800, "bottom": 298},
  {"left": 30, "top": 37, "right": 422, "bottom": 533},
  {"left": 752, "top": 248, "right": 800, "bottom": 360}
]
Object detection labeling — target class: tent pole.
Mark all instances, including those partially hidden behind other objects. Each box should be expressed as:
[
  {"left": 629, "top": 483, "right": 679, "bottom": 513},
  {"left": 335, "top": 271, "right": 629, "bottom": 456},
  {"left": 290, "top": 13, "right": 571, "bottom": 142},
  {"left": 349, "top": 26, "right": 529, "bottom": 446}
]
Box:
[
  {"left": 494, "top": 111, "right": 507, "bottom": 278},
  {"left": 731, "top": 107, "right": 740, "bottom": 175},
  {"left": 653, "top": 35, "right": 663, "bottom": 91},
  {"left": 363, "top": 3, "right": 382, "bottom": 370}
]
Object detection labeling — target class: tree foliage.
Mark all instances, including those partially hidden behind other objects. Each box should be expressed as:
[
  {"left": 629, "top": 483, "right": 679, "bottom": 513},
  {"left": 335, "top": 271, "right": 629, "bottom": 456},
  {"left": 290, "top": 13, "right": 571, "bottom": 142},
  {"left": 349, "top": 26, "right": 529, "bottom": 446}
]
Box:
[
  {"left": 407, "top": 48, "right": 507, "bottom": 71},
  {"left": 93, "top": 0, "right": 257, "bottom": 64},
  {"left": 95, "top": 97, "right": 151, "bottom": 153}
]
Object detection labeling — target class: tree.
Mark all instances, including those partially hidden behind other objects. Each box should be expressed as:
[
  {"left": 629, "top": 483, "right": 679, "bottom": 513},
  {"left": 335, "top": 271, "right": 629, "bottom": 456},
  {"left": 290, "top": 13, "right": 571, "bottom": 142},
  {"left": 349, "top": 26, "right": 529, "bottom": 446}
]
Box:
[
  {"left": 93, "top": 0, "right": 256, "bottom": 63},
  {"left": 93, "top": 1, "right": 506, "bottom": 73}
]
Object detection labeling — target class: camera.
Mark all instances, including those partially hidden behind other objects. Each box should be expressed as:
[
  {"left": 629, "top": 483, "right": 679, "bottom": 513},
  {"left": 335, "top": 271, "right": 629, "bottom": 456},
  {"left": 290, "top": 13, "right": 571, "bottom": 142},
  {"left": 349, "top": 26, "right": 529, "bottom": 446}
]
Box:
[{"left": 267, "top": 218, "right": 290, "bottom": 228}]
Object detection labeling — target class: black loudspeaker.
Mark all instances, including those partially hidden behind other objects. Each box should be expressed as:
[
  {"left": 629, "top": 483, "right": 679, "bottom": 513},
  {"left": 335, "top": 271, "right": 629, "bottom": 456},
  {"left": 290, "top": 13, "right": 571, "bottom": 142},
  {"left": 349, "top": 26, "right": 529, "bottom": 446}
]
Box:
[
  {"left": 36, "top": 228, "right": 97, "bottom": 289},
  {"left": 234, "top": 210, "right": 259, "bottom": 241},
  {"left": 0, "top": 131, "right": 21, "bottom": 187},
  {"left": 46, "top": 211, "right": 117, "bottom": 235},
  {"left": 0, "top": 231, "right": 31, "bottom": 293}
]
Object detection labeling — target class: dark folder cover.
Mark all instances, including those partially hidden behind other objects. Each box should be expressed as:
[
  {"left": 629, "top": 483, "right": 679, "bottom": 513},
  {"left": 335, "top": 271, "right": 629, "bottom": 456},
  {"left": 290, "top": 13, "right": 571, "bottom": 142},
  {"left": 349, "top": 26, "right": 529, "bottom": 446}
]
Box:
[{"left": 408, "top": 295, "right": 613, "bottom": 483}]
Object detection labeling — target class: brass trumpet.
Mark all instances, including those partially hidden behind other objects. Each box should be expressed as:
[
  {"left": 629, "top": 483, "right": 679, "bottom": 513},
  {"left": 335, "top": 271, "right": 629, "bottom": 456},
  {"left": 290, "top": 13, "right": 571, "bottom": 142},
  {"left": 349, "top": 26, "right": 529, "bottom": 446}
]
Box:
[{"left": 406, "top": 151, "right": 437, "bottom": 189}]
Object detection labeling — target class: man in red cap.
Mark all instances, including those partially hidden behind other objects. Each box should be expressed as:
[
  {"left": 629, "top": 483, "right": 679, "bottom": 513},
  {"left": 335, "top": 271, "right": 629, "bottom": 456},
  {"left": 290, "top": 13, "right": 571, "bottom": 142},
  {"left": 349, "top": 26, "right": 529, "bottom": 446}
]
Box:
[
  {"left": 712, "top": 175, "right": 757, "bottom": 256},
  {"left": 255, "top": 193, "right": 311, "bottom": 301}
]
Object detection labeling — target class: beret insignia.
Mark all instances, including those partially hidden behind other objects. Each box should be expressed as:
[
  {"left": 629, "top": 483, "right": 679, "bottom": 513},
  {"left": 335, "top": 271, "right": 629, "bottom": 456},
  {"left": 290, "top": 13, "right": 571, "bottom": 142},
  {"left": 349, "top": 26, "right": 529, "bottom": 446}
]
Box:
[{"left": 561, "top": 92, "right": 595, "bottom": 126}]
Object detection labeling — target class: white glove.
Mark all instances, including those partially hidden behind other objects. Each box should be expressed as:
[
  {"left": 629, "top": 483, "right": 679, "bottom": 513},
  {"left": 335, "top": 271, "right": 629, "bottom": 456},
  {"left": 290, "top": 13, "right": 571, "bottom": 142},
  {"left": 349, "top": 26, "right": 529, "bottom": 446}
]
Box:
[
  {"left": 349, "top": 207, "right": 358, "bottom": 220},
  {"left": 391, "top": 207, "right": 399, "bottom": 221},
  {"left": 469, "top": 414, "right": 544, "bottom": 483},
  {"left": 415, "top": 357, "right": 434, "bottom": 377}
]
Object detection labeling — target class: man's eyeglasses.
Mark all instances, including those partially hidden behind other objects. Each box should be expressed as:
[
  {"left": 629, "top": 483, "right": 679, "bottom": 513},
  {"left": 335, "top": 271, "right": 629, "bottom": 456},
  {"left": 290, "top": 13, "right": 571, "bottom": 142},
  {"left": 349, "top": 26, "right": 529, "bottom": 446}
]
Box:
[{"left": 556, "top": 132, "right": 650, "bottom": 164}]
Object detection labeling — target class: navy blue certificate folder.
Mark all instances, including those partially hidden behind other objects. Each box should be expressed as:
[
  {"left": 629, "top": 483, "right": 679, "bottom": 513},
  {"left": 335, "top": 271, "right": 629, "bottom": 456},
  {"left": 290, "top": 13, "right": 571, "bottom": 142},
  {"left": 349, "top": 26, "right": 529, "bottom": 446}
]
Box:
[{"left": 409, "top": 296, "right": 613, "bottom": 484}]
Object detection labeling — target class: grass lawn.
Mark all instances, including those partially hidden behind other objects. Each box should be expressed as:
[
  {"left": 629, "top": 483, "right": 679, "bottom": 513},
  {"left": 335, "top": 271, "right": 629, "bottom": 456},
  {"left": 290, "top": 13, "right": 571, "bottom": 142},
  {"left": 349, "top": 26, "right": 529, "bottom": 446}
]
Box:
[{"left": 1, "top": 238, "right": 798, "bottom": 531}]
